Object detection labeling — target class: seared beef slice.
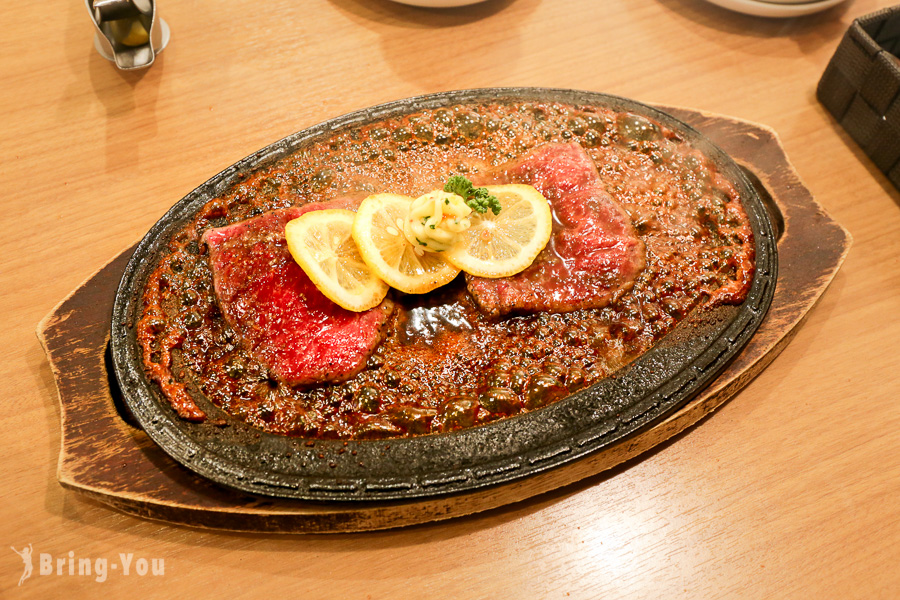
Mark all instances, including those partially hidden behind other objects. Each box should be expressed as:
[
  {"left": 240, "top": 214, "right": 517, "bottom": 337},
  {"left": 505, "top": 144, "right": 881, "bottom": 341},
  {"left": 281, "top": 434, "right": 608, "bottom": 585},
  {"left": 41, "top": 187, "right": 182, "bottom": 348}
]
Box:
[
  {"left": 468, "top": 143, "right": 646, "bottom": 315},
  {"left": 202, "top": 202, "right": 393, "bottom": 386}
]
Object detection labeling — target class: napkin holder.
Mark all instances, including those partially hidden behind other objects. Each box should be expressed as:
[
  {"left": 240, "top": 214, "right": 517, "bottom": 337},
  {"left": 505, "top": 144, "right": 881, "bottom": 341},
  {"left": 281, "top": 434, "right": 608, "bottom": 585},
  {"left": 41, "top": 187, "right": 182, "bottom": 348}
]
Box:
[{"left": 818, "top": 5, "right": 900, "bottom": 188}]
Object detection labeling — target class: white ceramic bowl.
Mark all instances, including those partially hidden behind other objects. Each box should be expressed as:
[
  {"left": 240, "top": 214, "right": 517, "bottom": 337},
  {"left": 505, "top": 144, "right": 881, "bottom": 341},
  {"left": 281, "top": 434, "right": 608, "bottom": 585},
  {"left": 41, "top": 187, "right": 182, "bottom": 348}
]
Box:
[
  {"left": 388, "top": 0, "right": 490, "bottom": 7},
  {"left": 703, "top": 0, "right": 848, "bottom": 17}
]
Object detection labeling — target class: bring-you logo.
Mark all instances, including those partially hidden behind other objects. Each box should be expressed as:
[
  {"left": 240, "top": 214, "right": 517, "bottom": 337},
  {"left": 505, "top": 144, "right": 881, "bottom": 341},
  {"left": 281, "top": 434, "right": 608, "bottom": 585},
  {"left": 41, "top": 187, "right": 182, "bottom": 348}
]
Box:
[{"left": 10, "top": 545, "right": 164, "bottom": 585}]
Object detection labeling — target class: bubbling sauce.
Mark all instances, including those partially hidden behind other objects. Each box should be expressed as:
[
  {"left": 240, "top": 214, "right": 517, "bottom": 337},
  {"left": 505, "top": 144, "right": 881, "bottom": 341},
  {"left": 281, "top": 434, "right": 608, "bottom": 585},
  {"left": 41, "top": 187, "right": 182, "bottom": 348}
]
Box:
[{"left": 137, "top": 101, "right": 754, "bottom": 439}]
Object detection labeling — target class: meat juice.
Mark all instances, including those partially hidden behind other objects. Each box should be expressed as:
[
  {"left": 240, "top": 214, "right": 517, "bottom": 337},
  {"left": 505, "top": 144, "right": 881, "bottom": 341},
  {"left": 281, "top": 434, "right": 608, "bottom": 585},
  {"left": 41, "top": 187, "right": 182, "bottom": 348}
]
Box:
[{"left": 137, "top": 101, "right": 754, "bottom": 439}]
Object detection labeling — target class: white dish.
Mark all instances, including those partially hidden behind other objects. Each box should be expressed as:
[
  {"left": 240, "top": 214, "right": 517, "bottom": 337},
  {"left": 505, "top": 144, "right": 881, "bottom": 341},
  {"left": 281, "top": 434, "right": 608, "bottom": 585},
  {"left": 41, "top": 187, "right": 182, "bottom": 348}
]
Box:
[
  {"left": 388, "top": 0, "right": 489, "bottom": 7},
  {"left": 703, "top": 0, "right": 848, "bottom": 18},
  {"left": 761, "top": 0, "right": 833, "bottom": 4}
]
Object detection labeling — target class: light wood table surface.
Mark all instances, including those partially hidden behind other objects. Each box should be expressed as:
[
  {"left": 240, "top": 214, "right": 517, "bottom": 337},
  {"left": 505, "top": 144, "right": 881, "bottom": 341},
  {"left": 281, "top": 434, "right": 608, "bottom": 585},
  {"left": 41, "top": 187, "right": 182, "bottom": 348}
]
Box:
[{"left": 3, "top": 0, "right": 899, "bottom": 597}]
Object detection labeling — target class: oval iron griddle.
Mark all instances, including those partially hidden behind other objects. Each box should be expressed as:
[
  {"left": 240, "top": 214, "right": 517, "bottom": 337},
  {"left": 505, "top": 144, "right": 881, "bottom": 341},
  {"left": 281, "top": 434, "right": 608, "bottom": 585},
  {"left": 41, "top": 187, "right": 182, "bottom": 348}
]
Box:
[{"left": 110, "top": 88, "right": 777, "bottom": 502}]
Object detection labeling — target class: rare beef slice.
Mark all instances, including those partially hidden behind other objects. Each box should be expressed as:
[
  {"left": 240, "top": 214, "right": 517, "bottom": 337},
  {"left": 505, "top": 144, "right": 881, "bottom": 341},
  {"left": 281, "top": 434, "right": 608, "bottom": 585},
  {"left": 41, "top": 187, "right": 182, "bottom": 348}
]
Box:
[
  {"left": 468, "top": 143, "right": 646, "bottom": 315},
  {"left": 202, "top": 199, "right": 393, "bottom": 386}
]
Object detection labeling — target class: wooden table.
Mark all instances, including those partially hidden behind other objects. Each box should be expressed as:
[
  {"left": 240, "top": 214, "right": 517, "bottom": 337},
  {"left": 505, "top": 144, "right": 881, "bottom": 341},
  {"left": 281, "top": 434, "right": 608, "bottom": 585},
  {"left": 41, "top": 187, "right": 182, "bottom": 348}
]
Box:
[{"left": 3, "top": 0, "right": 899, "bottom": 597}]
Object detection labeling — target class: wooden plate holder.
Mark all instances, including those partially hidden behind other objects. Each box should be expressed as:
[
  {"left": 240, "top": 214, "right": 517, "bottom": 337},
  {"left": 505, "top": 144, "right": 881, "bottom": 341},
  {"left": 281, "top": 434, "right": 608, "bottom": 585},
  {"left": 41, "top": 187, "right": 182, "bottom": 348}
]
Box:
[{"left": 37, "top": 108, "right": 850, "bottom": 533}]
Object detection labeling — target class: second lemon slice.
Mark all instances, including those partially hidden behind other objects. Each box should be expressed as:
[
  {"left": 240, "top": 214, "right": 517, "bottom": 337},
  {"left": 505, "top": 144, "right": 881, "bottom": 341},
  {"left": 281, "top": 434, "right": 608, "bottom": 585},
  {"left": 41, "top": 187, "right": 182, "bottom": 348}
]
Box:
[
  {"left": 352, "top": 194, "right": 461, "bottom": 294},
  {"left": 285, "top": 209, "right": 389, "bottom": 312},
  {"left": 444, "top": 184, "right": 553, "bottom": 278}
]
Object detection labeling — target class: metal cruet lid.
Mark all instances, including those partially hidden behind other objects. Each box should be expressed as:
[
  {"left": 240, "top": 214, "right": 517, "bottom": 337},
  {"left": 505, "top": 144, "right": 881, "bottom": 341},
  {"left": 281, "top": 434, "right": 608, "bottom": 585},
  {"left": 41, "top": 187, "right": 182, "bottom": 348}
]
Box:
[{"left": 86, "top": 0, "right": 170, "bottom": 70}]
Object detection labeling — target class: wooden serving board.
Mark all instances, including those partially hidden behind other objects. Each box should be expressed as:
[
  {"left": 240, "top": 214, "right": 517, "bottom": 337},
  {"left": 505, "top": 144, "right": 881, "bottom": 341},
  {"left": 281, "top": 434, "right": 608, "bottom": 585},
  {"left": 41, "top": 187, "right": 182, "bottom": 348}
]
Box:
[{"left": 37, "top": 108, "right": 850, "bottom": 533}]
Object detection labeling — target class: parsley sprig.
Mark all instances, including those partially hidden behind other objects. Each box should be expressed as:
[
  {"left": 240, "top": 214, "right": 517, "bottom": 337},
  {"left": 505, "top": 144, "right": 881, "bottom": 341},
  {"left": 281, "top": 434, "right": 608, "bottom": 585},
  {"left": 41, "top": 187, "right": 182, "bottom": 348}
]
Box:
[{"left": 444, "top": 175, "right": 501, "bottom": 215}]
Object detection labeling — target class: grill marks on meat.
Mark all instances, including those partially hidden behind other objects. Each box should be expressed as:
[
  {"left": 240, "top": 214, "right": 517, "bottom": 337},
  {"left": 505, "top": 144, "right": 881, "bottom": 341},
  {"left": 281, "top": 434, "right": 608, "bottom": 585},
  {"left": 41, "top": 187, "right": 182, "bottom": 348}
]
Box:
[
  {"left": 468, "top": 143, "right": 646, "bottom": 315},
  {"left": 202, "top": 199, "right": 393, "bottom": 386}
]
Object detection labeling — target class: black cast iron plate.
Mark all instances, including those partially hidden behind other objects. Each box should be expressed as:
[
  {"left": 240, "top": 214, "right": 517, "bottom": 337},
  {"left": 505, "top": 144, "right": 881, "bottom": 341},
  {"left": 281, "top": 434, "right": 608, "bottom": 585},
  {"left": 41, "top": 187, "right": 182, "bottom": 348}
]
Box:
[{"left": 110, "top": 88, "right": 777, "bottom": 502}]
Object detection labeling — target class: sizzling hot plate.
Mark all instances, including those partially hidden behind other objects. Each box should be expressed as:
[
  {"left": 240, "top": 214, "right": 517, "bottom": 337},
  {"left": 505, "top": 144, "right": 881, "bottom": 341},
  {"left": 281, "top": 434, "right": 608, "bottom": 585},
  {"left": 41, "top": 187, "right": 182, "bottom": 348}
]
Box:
[{"left": 110, "top": 88, "right": 777, "bottom": 501}]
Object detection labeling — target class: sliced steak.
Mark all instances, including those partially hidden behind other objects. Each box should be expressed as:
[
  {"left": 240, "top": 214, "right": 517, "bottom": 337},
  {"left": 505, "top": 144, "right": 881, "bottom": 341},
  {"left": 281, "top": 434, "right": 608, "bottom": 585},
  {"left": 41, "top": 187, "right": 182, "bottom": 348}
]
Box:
[
  {"left": 202, "top": 199, "right": 393, "bottom": 386},
  {"left": 468, "top": 143, "right": 646, "bottom": 315}
]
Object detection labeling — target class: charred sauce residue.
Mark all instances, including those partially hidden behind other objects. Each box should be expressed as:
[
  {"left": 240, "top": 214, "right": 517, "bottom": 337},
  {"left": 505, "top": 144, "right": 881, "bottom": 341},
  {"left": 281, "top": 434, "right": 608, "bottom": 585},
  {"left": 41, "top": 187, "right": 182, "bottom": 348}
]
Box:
[{"left": 137, "top": 101, "right": 755, "bottom": 439}]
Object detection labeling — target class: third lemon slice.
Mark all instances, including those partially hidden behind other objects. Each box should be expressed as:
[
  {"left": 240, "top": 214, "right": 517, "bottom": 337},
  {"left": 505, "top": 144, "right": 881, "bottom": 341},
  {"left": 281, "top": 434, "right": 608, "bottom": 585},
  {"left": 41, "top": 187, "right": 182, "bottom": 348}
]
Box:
[
  {"left": 352, "top": 194, "right": 461, "bottom": 294},
  {"left": 444, "top": 184, "right": 552, "bottom": 278}
]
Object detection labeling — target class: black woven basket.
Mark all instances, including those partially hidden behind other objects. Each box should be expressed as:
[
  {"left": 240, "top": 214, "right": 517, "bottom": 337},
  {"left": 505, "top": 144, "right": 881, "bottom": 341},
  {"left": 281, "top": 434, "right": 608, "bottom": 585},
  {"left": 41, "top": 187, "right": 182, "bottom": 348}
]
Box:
[{"left": 818, "top": 5, "right": 900, "bottom": 187}]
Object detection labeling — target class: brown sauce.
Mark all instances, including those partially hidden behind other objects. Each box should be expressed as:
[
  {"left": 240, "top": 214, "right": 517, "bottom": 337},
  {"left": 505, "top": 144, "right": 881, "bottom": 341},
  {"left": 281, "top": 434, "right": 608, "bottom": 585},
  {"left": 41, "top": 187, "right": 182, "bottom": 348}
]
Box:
[{"left": 136, "top": 101, "right": 755, "bottom": 439}]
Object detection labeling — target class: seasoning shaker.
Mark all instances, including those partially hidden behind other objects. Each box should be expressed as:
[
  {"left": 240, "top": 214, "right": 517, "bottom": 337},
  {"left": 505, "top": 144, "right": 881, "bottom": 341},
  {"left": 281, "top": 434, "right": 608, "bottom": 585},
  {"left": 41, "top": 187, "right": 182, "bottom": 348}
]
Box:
[{"left": 86, "top": 0, "right": 170, "bottom": 70}]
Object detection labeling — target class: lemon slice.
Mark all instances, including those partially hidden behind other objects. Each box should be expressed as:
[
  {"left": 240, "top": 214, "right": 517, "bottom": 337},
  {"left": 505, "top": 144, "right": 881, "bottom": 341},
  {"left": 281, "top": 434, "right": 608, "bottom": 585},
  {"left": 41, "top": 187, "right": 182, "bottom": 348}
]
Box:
[
  {"left": 352, "top": 194, "right": 461, "bottom": 294},
  {"left": 285, "top": 209, "right": 389, "bottom": 312},
  {"left": 444, "top": 184, "right": 552, "bottom": 278}
]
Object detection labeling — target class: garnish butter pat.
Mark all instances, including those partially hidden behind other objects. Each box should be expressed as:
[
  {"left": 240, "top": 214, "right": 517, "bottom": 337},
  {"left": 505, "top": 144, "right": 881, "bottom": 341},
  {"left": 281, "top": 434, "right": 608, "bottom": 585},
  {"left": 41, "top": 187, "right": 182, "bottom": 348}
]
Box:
[{"left": 403, "top": 191, "right": 473, "bottom": 252}]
